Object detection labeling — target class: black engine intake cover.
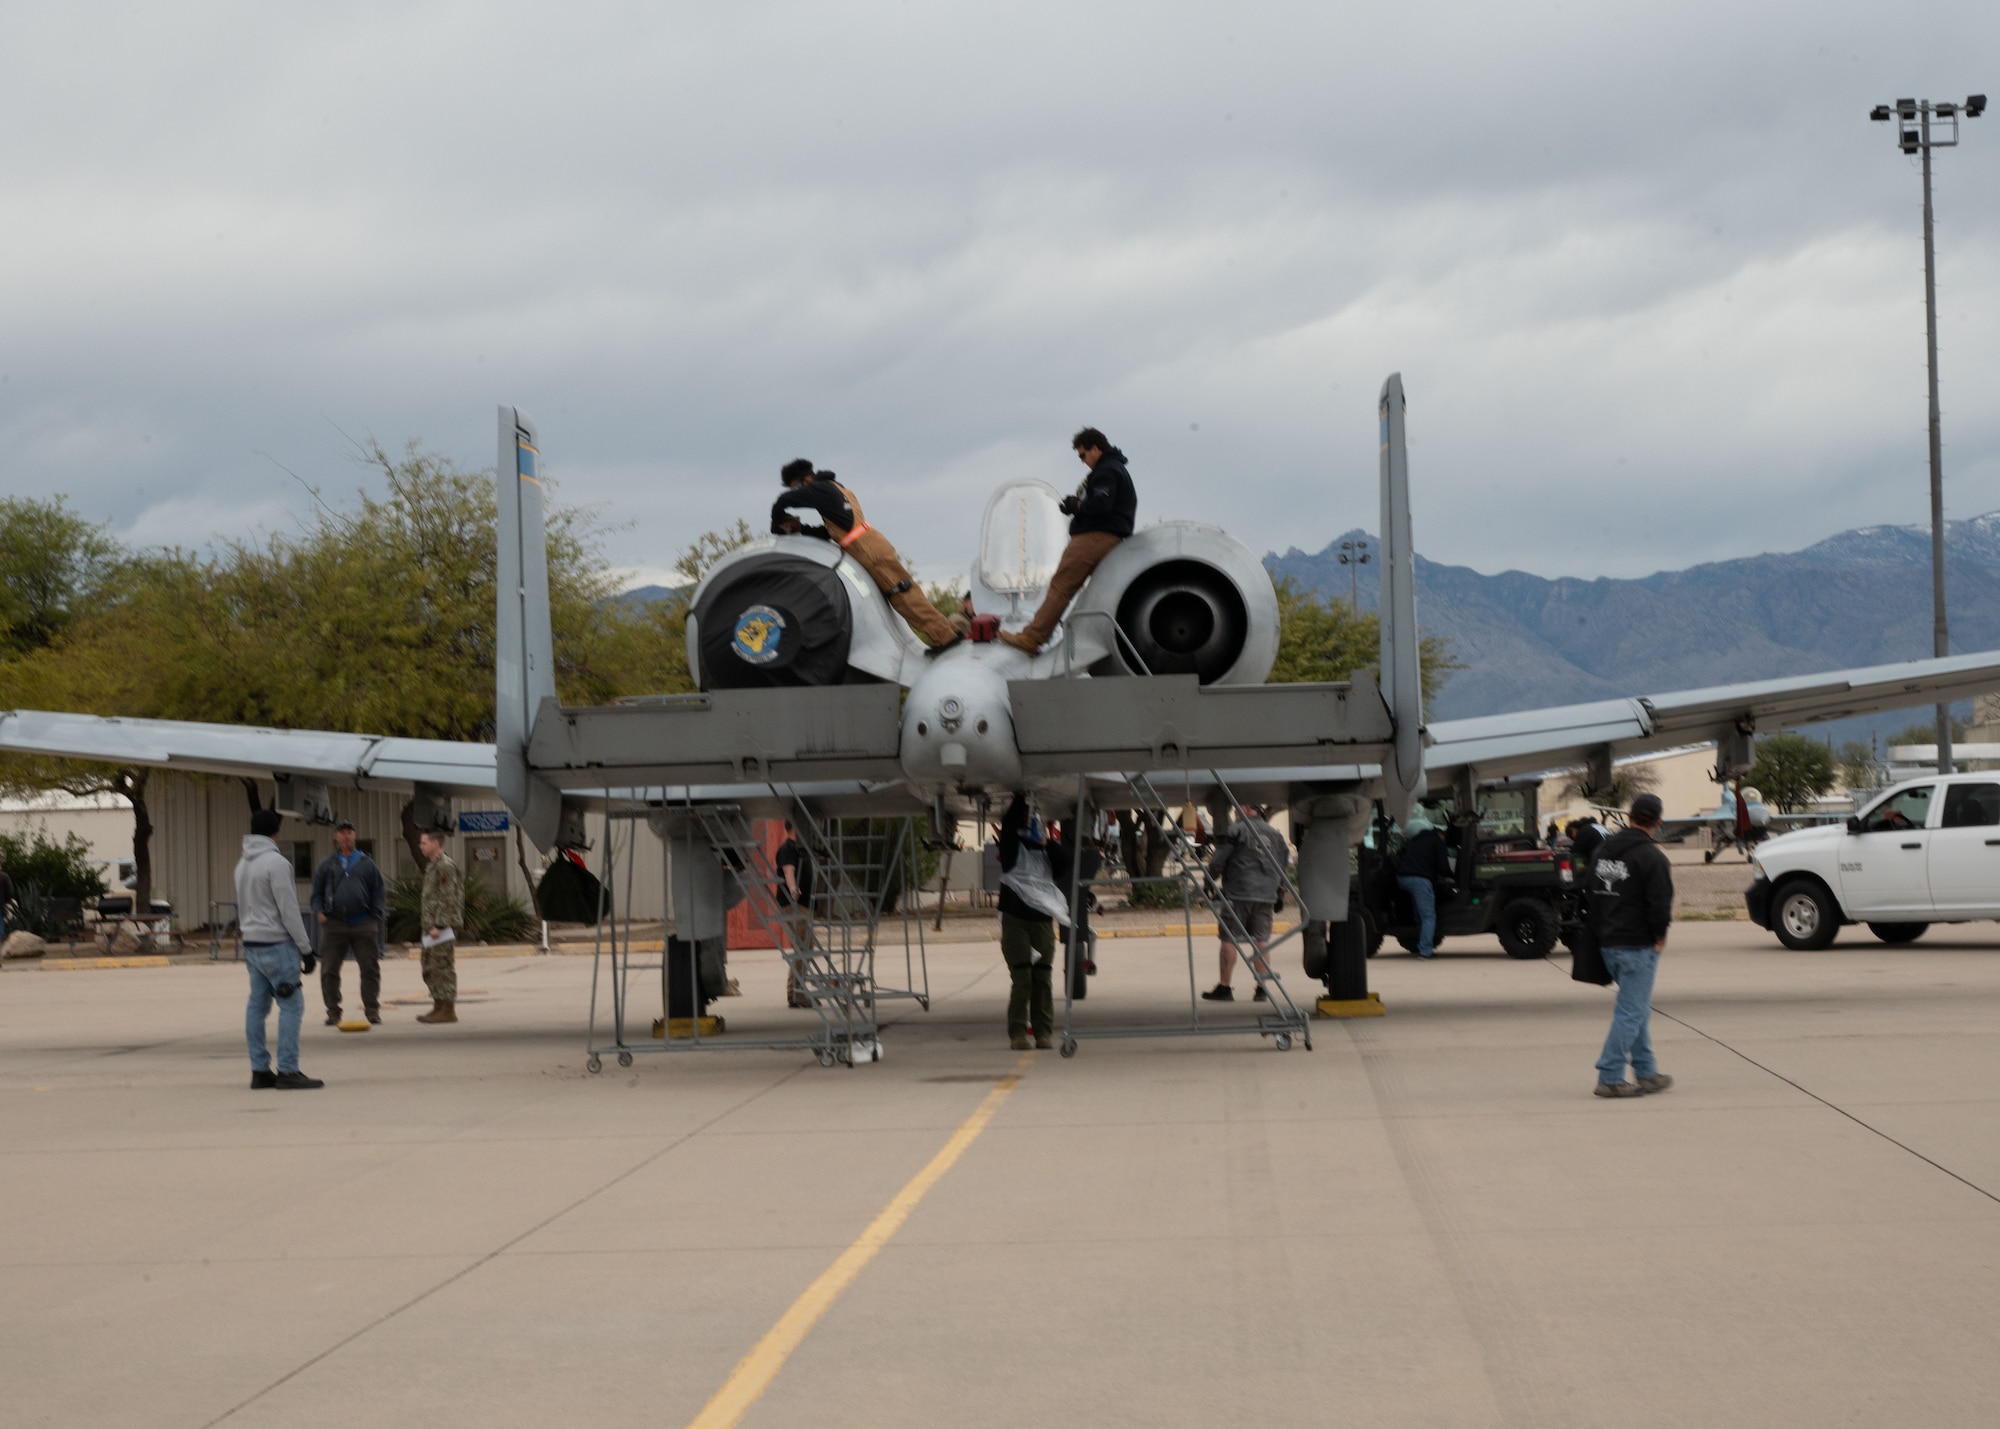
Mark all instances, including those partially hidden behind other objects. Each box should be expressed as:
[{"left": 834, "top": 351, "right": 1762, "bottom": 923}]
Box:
[{"left": 693, "top": 555, "right": 853, "bottom": 689}]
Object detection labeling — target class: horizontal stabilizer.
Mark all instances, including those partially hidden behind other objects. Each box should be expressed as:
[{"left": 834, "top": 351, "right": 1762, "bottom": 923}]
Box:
[
  {"left": 526, "top": 684, "right": 906, "bottom": 789},
  {"left": 1009, "top": 674, "right": 1393, "bottom": 776}
]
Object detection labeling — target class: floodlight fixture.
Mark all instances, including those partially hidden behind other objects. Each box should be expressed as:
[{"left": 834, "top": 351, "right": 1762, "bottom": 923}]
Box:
[{"left": 1866, "top": 91, "right": 1986, "bottom": 774}]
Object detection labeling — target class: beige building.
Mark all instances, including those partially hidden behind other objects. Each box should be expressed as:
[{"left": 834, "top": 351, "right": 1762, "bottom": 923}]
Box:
[{"left": 2, "top": 772, "right": 670, "bottom": 932}]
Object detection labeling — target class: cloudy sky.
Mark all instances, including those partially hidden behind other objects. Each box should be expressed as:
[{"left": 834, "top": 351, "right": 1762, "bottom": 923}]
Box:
[{"left": 5, "top": 1, "right": 1995, "bottom": 587}]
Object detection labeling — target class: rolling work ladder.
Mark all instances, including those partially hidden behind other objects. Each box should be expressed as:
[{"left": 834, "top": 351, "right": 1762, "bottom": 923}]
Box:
[
  {"left": 584, "top": 798, "right": 930, "bottom": 1071},
  {"left": 1055, "top": 769, "right": 1313, "bottom": 1056}
]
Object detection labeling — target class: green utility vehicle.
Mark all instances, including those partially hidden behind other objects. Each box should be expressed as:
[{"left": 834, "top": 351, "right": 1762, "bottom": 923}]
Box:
[{"left": 1354, "top": 777, "right": 1579, "bottom": 959}]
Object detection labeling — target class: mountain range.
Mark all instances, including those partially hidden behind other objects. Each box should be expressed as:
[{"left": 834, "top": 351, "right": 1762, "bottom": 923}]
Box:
[{"left": 1266, "top": 512, "right": 2000, "bottom": 732}]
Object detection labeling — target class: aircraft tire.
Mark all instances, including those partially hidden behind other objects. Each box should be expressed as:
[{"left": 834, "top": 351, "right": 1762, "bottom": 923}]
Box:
[
  {"left": 1866, "top": 922, "right": 1928, "bottom": 945},
  {"left": 1496, "top": 897, "right": 1560, "bottom": 959}
]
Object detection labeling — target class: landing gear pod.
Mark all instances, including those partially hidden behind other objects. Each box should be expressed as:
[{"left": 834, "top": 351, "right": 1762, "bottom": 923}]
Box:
[{"left": 691, "top": 555, "right": 854, "bottom": 689}]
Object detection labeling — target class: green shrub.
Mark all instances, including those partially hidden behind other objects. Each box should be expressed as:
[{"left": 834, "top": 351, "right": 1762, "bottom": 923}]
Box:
[
  {"left": 386, "top": 869, "right": 539, "bottom": 945},
  {"left": 0, "top": 829, "right": 108, "bottom": 905}
]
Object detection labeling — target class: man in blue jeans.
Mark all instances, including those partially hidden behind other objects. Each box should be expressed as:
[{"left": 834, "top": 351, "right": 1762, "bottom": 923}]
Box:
[
  {"left": 1587, "top": 793, "right": 1675, "bottom": 1099},
  {"left": 234, "top": 809, "right": 324, "bottom": 1090},
  {"left": 1394, "top": 811, "right": 1453, "bottom": 959}
]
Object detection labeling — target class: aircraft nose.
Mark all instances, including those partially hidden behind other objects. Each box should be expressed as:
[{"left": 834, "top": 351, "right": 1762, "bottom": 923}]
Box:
[{"left": 902, "top": 667, "right": 1021, "bottom": 790}]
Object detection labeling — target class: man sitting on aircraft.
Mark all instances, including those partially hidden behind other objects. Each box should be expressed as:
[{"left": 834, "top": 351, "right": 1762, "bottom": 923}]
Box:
[
  {"left": 998, "top": 427, "right": 1137, "bottom": 654},
  {"left": 770, "top": 460, "right": 962, "bottom": 653}
]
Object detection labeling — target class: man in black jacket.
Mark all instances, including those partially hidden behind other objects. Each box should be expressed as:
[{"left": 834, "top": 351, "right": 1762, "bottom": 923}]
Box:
[
  {"left": 311, "top": 820, "right": 387, "bottom": 1026},
  {"left": 1590, "top": 793, "right": 1675, "bottom": 1098},
  {"left": 1393, "top": 812, "right": 1454, "bottom": 959},
  {"left": 999, "top": 428, "right": 1137, "bottom": 654}
]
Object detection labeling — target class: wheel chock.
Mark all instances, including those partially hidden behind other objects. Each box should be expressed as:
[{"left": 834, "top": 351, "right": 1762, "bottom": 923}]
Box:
[
  {"left": 652, "top": 1016, "right": 725, "bottom": 1038},
  {"left": 1315, "top": 993, "right": 1385, "bottom": 1018},
  {"left": 337, "top": 1018, "right": 372, "bottom": 1033}
]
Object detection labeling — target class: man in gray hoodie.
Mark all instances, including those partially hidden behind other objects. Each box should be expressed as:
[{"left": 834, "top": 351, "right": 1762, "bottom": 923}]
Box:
[{"left": 235, "top": 809, "right": 324, "bottom": 1089}]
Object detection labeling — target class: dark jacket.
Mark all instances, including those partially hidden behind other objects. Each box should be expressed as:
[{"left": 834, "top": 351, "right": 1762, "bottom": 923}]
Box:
[
  {"left": 996, "top": 796, "right": 1071, "bottom": 922},
  {"left": 311, "top": 849, "right": 387, "bottom": 926},
  {"left": 770, "top": 480, "right": 855, "bottom": 539},
  {"left": 1067, "top": 448, "right": 1137, "bottom": 538},
  {"left": 1394, "top": 827, "right": 1453, "bottom": 883},
  {"left": 1588, "top": 827, "right": 1674, "bottom": 947},
  {"left": 774, "top": 837, "right": 815, "bottom": 905}
]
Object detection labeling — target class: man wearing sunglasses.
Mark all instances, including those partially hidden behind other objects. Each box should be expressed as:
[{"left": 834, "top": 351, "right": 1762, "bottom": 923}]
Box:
[{"left": 999, "top": 427, "right": 1137, "bottom": 654}]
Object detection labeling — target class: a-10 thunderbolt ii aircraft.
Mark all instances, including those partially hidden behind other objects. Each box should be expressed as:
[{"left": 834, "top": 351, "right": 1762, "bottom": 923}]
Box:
[{"left": 6, "top": 374, "right": 2000, "bottom": 1025}]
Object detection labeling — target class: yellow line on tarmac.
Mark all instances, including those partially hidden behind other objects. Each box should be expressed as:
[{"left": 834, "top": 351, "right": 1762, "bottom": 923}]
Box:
[{"left": 686, "top": 1055, "right": 1032, "bottom": 1429}]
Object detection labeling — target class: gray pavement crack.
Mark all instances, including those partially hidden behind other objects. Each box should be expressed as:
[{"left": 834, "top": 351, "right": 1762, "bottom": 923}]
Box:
[
  {"left": 1649, "top": 1005, "right": 2000, "bottom": 1207},
  {"left": 1539, "top": 954, "right": 2000, "bottom": 1207},
  {"left": 194, "top": 1063, "right": 808, "bottom": 1429}
]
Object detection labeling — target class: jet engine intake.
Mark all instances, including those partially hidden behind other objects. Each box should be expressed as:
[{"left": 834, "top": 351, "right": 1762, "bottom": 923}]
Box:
[
  {"left": 690, "top": 553, "right": 853, "bottom": 689},
  {"left": 1066, "top": 522, "right": 1279, "bottom": 686}
]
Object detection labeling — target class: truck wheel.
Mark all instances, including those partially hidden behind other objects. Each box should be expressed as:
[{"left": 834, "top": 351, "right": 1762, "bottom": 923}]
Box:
[
  {"left": 1772, "top": 880, "right": 1840, "bottom": 951},
  {"left": 1866, "top": 922, "right": 1928, "bottom": 945},
  {"left": 1496, "top": 898, "right": 1560, "bottom": 959}
]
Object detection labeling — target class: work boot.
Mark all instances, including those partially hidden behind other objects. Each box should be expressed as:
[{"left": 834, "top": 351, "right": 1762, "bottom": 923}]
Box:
[
  {"left": 1593, "top": 1081, "right": 1643, "bottom": 1098},
  {"left": 250, "top": 1069, "right": 277, "bottom": 1089},
  {"left": 324, "top": 1010, "right": 340, "bottom": 1026},
  {"left": 1010, "top": 1033, "right": 1032, "bottom": 1051},
  {"left": 1252, "top": 985, "right": 1269, "bottom": 1002},
  {"left": 721, "top": 978, "right": 742, "bottom": 997},
  {"left": 996, "top": 630, "right": 1040, "bottom": 654},
  {"left": 274, "top": 1071, "right": 325, "bottom": 1090},
  {"left": 1034, "top": 1034, "right": 1054, "bottom": 1050},
  {"left": 924, "top": 634, "right": 965, "bottom": 659},
  {"left": 416, "top": 1000, "right": 457, "bottom": 1024},
  {"left": 365, "top": 1007, "right": 382, "bottom": 1025},
  {"left": 1200, "top": 984, "right": 1234, "bottom": 1001},
  {"left": 1637, "top": 1073, "right": 1674, "bottom": 1095}
]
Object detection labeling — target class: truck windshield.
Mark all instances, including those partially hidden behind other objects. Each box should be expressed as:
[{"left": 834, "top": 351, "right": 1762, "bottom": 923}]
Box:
[{"left": 1478, "top": 789, "right": 1529, "bottom": 839}]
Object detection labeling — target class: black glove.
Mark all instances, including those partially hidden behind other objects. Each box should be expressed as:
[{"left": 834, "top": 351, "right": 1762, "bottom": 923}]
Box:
[
  {"left": 300, "top": 952, "right": 317, "bottom": 976},
  {"left": 1058, "top": 495, "right": 1079, "bottom": 516}
]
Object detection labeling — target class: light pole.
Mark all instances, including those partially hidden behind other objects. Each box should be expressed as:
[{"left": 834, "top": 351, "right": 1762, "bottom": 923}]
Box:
[
  {"left": 1337, "top": 537, "right": 1371, "bottom": 610},
  {"left": 1871, "top": 93, "right": 1986, "bottom": 775}
]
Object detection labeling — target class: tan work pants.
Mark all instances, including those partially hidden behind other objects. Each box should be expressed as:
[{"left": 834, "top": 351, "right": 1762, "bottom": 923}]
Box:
[
  {"left": 1016, "top": 532, "right": 1124, "bottom": 648},
  {"left": 845, "top": 529, "right": 958, "bottom": 646}
]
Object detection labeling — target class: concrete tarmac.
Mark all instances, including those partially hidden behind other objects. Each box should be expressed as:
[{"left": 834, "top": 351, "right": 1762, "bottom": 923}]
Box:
[{"left": 4, "top": 920, "right": 1998, "bottom": 1428}]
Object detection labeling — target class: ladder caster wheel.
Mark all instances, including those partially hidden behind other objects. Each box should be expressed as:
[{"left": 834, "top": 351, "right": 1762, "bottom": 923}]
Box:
[
  {"left": 817, "top": 1048, "right": 835, "bottom": 1067},
  {"left": 617, "top": 1051, "right": 634, "bottom": 1068},
  {"left": 1273, "top": 1033, "right": 1293, "bottom": 1052},
  {"left": 586, "top": 1055, "right": 602, "bottom": 1074},
  {"left": 1059, "top": 1037, "right": 1077, "bottom": 1058}
]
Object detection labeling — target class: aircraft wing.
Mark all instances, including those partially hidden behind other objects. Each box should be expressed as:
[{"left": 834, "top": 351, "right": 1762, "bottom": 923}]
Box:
[
  {"left": 1424, "top": 648, "right": 2000, "bottom": 783},
  {"left": 0, "top": 709, "right": 498, "bottom": 793}
]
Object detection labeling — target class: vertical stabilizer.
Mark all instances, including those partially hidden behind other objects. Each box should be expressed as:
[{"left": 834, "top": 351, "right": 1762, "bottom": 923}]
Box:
[
  {"left": 495, "top": 406, "right": 563, "bottom": 849},
  {"left": 1377, "top": 374, "right": 1425, "bottom": 824}
]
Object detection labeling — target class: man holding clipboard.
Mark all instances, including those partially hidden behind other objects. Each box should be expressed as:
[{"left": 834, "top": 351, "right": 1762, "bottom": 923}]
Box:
[{"left": 417, "top": 829, "right": 465, "bottom": 1025}]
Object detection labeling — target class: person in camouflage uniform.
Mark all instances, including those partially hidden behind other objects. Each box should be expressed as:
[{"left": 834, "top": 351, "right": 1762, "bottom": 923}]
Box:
[{"left": 416, "top": 830, "right": 465, "bottom": 1024}]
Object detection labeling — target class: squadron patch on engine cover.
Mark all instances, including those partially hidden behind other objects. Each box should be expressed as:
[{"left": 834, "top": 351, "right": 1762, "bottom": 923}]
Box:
[{"left": 731, "top": 605, "right": 786, "bottom": 665}]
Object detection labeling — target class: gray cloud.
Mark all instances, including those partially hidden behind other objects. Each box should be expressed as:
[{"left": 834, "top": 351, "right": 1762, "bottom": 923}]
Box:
[{"left": 4, "top": 0, "right": 1995, "bottom": 585}]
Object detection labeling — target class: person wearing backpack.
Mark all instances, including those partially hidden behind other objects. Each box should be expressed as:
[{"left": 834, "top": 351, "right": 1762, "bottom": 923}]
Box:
[{"left": 1588, "top": 793, "right": 1675, "bottom": 1099}]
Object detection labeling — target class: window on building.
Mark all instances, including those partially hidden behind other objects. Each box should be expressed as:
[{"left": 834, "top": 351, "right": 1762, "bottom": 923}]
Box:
[{"left": 289, "top": 842, "right": 314, "bottom": 880}]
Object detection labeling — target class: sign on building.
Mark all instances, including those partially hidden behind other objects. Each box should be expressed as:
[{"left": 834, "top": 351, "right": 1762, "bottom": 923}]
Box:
[{"left": 458, "top": 810, "right": 511, "bottom": 834}]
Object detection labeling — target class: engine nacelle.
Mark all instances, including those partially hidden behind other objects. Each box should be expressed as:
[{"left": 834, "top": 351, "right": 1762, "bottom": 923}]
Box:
[
  {"left": 1066, "top": 523, "right": 1278, "bottom": 686},
  {"left": 686, "top": 536, "right": 915, "bottom": 691}
]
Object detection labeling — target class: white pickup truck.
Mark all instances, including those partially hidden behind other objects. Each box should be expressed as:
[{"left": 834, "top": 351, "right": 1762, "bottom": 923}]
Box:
[{"left": 1746, "top": 774, "right": 2000, "bottom": 949}]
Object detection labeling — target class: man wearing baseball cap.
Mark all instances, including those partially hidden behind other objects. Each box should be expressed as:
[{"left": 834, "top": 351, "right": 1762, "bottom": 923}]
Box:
[
  {"left": 311, "top": 819, "right": 387, "bottom": 1026},
  {"left": 1586, "top": 792, "right": 1675, "bottom": 1098}
]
